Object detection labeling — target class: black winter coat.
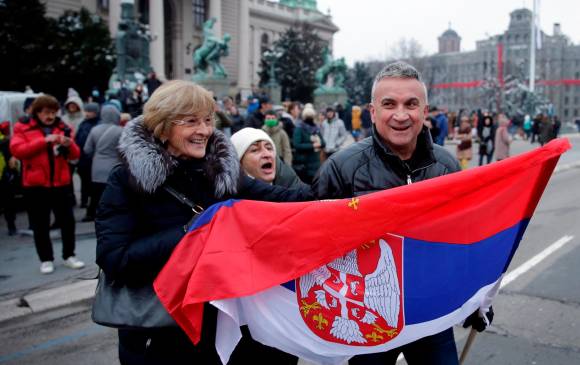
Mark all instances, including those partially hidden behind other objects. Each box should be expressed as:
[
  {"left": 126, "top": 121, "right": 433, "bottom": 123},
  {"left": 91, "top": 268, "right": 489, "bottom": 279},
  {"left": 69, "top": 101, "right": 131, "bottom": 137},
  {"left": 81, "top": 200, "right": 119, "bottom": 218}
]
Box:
[
  {"left": 313, "top": 126, "right": 460, "bottom": 199},
  {"left": 95, "top": 117, "right": 310, "bottom": 364},
  {"left": 75, "top": 117, "right": 99, "bottom": 170}
]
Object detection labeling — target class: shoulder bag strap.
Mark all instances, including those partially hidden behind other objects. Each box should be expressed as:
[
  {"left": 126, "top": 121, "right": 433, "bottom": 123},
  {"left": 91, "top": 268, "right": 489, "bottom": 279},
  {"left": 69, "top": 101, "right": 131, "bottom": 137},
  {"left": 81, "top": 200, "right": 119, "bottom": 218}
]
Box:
[{"left": 163, "top": 185, "right": 204, "bottom": 214}]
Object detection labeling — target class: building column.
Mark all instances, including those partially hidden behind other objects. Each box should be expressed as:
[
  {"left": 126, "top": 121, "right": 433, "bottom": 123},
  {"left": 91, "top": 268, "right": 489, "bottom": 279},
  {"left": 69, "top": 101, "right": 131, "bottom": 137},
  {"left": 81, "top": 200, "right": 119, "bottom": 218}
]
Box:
[
  {"left": 181, "top": 0, "right": 194, "bottom": 79},
  {"left": 237, "top": 0, "right": 251, "bottom": 97},
  {"left": 253, "top": 27, "right": 262, "bottom": 86},
  {"left": 108, "top": 0, "right": 122, "bottom": 38},
  {"left": 149, "top": 0, "right": 166, "bottom": 80},
  {"left": 209, "top": 0, "right": 222, "bottom": 38}
]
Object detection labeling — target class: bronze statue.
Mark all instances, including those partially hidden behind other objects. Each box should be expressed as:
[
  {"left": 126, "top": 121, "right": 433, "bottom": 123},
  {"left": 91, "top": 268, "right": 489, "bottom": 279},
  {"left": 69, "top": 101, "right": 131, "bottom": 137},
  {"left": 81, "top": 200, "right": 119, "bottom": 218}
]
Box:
[
  {"left": 315, "top": 47, "right": 347, "bottom": 89},
  {"left": 193, "top": 18, "right": 231, "bottom": 78}
]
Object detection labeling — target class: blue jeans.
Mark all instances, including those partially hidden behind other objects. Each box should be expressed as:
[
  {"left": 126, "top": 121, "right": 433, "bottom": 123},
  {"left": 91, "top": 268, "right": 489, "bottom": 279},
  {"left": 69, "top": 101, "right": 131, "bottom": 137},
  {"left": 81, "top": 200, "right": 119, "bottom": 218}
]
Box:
[{"left": 349, "top": 327, "right": 459, "bottom": 365}]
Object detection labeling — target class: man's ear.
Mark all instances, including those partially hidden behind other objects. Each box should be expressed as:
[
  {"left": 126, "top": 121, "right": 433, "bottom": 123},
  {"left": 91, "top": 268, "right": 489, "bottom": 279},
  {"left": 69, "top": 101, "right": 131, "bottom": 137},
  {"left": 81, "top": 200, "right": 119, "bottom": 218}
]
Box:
[{"left": 369, "top": 103, "right": 376, "bottom": 124}]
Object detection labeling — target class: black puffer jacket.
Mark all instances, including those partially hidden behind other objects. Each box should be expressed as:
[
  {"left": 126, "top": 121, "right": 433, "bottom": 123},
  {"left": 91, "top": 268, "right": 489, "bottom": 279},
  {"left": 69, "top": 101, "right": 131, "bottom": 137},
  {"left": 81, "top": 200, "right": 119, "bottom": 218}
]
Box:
[
  {"left": 96, "top": 117, "right": 312, "bottom": 285},
  {"left": 95, "top": 117, "right": 310, "bottom": 364},
  {"left": 313, "top": 125, "right": 460, "bottom": 199}
]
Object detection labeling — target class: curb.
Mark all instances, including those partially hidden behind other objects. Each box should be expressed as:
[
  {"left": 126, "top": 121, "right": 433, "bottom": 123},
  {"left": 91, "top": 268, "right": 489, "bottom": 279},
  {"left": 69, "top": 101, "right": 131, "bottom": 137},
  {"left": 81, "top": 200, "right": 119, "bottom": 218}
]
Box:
[
  {"left": 554, "top": 160, "right": 580, "bottom": 174},
  {"left": 1, "top": 159, "right": 579, "bottom": 324},
  {"left": 0, "top": 279, "right": 96, "bottom": 323}
]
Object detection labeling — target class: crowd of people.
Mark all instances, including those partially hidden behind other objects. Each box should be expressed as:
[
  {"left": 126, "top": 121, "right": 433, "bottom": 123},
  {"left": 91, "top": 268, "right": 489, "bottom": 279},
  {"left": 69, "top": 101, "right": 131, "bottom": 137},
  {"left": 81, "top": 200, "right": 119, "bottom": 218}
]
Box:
[
  {"left": 0, "top": 60, "right": 570, "bottom": 364},
  {"left": 422, "top": 107, "right": 562, "bottom": 170}
]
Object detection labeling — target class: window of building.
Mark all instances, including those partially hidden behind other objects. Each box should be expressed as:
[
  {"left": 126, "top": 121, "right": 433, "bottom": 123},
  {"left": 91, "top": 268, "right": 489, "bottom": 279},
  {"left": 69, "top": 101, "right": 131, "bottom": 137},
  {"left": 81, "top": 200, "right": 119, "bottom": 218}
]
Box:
[
  {"left": 193, "top": 0, "right": 206, "bottom": 29},
  {"left": 564, "top": 109, "right": 569, "bottom": 117},
  {"left": 564, "top": 96, "right": 569, "bottom": 104},
  {"left": 576, "top": 71, "right": 580, "bottom": 79},
  {"left": 574, "top": 109, "right": 579, "bottom": 117},
  {"left": 98, "top": 0, "right": 109, "bottom": 10},
  {"left": 261, "top": 33, "right": 270, "bottom": 54}
]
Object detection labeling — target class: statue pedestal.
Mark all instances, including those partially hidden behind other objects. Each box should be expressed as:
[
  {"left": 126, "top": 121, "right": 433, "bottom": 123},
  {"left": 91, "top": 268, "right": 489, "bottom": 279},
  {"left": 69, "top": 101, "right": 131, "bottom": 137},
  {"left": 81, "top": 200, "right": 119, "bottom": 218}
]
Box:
[
  {"left": 265, "top": 83, "right": 281, "bottom": 105},
  {"left": 314, "top": 87, "right": 348, "bottom": 109},
  {"left": 192, "top": 75, "right": 230, "bottom": 98}
]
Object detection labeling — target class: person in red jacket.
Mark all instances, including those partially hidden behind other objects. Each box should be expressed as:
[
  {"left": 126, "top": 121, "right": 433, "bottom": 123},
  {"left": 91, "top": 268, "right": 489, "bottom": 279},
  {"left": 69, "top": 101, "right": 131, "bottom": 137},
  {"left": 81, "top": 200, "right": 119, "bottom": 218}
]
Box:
[{"left": 10, "top": 95, "right": 85, "bottom": 274}]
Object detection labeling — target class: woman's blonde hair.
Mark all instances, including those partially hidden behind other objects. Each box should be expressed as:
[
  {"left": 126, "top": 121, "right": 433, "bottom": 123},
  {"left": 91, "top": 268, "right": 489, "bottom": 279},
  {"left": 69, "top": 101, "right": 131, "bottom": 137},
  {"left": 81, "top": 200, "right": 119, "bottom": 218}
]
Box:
[{"left": 143, "top": 80, "right": 215, "bottom": 138}]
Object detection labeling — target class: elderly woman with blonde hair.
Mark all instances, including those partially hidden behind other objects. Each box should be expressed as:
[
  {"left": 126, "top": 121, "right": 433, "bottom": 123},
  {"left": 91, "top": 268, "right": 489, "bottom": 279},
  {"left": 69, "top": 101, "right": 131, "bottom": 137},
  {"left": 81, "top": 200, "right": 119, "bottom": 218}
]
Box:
[{"left": 95, "top": 80, "right": 308, "bottom": 364}]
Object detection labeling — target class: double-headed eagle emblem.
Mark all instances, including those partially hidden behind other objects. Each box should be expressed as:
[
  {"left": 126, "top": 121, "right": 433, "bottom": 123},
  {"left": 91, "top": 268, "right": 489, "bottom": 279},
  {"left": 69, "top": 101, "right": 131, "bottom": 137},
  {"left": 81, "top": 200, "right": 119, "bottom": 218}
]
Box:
[{"left": 298, "top": 239, "right": 401, "bottom": 344}]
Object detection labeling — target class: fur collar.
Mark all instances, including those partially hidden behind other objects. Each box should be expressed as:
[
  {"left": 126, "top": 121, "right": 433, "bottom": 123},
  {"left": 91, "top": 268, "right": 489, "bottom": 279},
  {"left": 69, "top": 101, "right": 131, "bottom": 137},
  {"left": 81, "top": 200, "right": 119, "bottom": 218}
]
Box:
[{"left": 118, "top": 116, "right": 239, "bottom": 197}]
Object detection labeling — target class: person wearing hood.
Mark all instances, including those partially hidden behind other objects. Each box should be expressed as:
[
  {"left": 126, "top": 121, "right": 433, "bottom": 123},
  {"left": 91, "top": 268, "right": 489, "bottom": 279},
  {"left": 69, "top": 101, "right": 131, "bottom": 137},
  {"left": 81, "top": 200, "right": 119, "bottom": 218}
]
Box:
[
  {"left": 261, "top": 110, "right": 292, "bottom": 165},
  {"left": 292, "top": 105, "right": 325, "bottom": 184},
  {"left": 75, "top": 103, "right": 100, "bottom": 209},
  {"left": 82, "top": 105, "right": 122, "bottom": 221},
  {"left": 61, "top": 95, "right": 85, "bottom": 131},
  {"left": 320, "top": 106, "right": 348, "bottom": 159},
  {"left": 10, "top": 95, "right": 84, "bottom": 274},
  {"left": 94, "top": 80, "right": 311, "bottom": 365}
]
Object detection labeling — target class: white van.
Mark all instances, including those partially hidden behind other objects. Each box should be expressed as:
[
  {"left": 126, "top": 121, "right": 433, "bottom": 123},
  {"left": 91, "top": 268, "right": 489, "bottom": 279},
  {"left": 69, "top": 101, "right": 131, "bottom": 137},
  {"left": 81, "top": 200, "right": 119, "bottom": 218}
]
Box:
[{"left": 0, "top": 92, "right": 40, "bottom": 133}]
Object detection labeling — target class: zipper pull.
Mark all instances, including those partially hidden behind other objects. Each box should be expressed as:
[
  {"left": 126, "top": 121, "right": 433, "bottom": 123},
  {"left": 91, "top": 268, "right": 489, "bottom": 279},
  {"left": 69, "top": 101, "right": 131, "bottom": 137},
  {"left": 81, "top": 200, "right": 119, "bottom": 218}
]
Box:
[{"left": 407, "top": 175, "right": 412, "bottom": 185}]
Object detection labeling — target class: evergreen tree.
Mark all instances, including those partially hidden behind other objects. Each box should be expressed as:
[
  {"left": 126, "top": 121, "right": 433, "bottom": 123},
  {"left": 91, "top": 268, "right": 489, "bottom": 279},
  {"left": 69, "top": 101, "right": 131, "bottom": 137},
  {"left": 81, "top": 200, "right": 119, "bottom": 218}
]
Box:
[
  {"left": 259, "top": 23, "right": 325, "bottom": 102},
  {"left": 0, "top": 0, "right": 56, "bottom": 92},
  {"left": 0, "top": 1, "right": 114, "bottom": 100},
  {"left": 345, "top": 62, "right": 373, "bottom": 105},
  {"left": 50, "top": 8, "right": 115, "bottom": 98}
]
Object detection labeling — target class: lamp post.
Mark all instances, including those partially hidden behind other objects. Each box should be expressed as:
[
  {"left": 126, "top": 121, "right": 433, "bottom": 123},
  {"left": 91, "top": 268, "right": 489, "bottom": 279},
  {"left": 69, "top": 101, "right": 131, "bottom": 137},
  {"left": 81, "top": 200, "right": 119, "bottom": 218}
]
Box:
[{"left": 263, "top": 49, "right": 282, "bottom": 103}]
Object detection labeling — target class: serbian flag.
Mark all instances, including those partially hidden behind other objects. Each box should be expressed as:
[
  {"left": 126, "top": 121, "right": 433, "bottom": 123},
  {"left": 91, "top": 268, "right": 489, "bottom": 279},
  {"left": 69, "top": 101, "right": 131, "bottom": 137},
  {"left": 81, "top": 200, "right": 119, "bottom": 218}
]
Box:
[{"left": 154, "top": 139, "right": 570, "bottom": 364}]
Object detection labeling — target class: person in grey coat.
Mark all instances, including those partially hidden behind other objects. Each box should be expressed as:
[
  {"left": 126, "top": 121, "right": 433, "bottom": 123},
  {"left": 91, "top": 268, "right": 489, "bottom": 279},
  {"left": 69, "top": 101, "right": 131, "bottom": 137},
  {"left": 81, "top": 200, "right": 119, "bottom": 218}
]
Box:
[{"left": 83, "top": 105, "right": 122, "bottom": 221}]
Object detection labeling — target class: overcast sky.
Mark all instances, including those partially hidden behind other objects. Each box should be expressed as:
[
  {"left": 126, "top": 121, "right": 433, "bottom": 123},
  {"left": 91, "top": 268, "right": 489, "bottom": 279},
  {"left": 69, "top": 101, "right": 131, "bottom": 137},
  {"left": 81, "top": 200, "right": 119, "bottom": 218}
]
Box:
[{"left": 315, "top": 0, "right": 580, "bottom": 65}]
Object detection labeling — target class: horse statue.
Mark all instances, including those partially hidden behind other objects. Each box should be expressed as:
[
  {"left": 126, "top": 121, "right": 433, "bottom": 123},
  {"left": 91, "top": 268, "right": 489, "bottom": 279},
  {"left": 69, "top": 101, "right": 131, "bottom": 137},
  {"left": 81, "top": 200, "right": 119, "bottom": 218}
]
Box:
[
  {"left": 315, "top": 47, "right": 347, "bottom": 89},
  {"left": 193, "top": 18, "right": 231, "bottom": 78}
]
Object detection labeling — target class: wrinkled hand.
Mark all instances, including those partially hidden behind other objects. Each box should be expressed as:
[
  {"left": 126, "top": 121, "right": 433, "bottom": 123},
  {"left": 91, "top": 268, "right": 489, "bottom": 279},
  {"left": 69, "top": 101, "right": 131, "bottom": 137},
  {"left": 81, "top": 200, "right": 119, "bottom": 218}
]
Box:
[{"left": 463, "top": 306, "right": 494, "bottom": 332}]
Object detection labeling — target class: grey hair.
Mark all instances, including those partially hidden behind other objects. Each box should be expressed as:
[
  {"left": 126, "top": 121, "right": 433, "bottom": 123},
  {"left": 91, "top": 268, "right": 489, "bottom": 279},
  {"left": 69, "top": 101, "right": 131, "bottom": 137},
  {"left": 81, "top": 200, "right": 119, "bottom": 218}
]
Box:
[{"left": 371, "top": 61, "right": 428, "bottom": 104}]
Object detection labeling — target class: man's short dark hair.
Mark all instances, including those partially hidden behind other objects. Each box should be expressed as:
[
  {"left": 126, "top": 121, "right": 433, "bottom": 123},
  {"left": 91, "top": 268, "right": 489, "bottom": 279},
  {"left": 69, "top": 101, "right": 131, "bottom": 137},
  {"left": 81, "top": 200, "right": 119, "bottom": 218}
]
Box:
[
  {"left": 259, "top": 96, "right": 271, "bottom": 108},
  {"left": 263, "top": 109, "right": 277, "bottom": 117}
]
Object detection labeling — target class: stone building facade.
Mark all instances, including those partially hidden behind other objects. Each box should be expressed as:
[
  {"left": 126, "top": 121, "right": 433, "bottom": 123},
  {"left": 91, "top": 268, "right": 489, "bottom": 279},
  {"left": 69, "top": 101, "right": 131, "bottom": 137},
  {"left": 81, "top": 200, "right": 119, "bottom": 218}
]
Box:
[
  {"left": 421, "top": 8, "right": 580, "bottom": 121},
  {"left": 40, "top": 0, "right": 338, "bottom": 96}
]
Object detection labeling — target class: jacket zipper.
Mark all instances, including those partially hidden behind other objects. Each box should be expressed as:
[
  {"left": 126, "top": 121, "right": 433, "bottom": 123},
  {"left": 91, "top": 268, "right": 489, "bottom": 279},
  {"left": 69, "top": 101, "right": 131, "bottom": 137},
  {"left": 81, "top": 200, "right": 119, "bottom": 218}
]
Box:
[{"left": 406, "top": 162, "right": 435, "bottom": 185}]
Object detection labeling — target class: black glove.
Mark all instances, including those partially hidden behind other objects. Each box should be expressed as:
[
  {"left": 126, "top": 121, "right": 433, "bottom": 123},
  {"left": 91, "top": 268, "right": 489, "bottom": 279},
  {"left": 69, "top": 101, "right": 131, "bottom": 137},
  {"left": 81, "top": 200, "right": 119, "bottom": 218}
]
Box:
[{"left": 462, "top": 306, "right": 494, "bottom": 332}]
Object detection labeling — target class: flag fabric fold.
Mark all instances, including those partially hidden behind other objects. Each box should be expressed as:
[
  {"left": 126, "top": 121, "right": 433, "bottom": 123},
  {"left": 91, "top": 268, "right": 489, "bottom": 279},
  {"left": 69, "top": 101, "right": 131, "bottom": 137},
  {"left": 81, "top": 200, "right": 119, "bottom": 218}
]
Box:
[{"left": 154, "top": 139, "right": 570, "bottom": 364}]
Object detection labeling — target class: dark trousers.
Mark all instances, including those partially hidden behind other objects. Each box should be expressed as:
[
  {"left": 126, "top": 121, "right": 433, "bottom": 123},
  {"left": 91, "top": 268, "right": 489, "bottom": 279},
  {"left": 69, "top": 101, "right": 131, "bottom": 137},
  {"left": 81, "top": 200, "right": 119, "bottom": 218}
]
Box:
[
  {"left": 349, "top": 328, "right": 458, "bottom": 365},
  {"left": 25, "top": 186, "right": 76, "bottom": 262},
  {"left": 87, "top": 182, "right": 107, "bottom": 218},
  {"left": 118, "top": 324, "right": 297, "bottom": 365},
  {"left": 478, "top": 150, "right": 493, "bottom": 166},
  {"left": 0, "top": 180, "right": 17, "bottom": 230},
  {"left": 78, "top": 167, "right": 92, "bottom": 207}
]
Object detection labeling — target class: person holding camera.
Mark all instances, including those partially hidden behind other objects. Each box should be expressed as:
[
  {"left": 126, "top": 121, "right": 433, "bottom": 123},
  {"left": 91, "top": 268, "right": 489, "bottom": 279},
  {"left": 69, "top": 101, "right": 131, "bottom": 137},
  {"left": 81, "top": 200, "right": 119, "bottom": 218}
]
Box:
[{"left": 10, "top": 95, "right": 84, "bottom": 274}]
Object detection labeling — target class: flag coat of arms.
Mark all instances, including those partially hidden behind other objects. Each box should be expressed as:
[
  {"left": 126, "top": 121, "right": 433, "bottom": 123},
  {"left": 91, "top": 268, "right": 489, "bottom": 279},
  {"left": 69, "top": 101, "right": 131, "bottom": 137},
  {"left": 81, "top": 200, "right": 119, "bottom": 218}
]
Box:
[{"left": 154, "top": 139, "right": 570, "bottom": 365}]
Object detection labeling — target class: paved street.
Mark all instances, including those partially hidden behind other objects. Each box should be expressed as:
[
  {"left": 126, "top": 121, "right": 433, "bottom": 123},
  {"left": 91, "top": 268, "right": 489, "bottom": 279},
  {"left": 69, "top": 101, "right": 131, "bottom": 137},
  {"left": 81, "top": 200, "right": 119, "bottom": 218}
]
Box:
[{"left": 0, "top": 135, "right": 578, "bottom": 364}]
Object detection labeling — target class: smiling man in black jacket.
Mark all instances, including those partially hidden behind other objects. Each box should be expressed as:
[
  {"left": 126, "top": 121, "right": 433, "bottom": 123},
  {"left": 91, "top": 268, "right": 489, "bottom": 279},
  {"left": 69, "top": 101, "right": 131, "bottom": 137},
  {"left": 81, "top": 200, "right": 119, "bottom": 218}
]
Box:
[{"left": 313, "top": 61, "right": 491, "bottom": 365}]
